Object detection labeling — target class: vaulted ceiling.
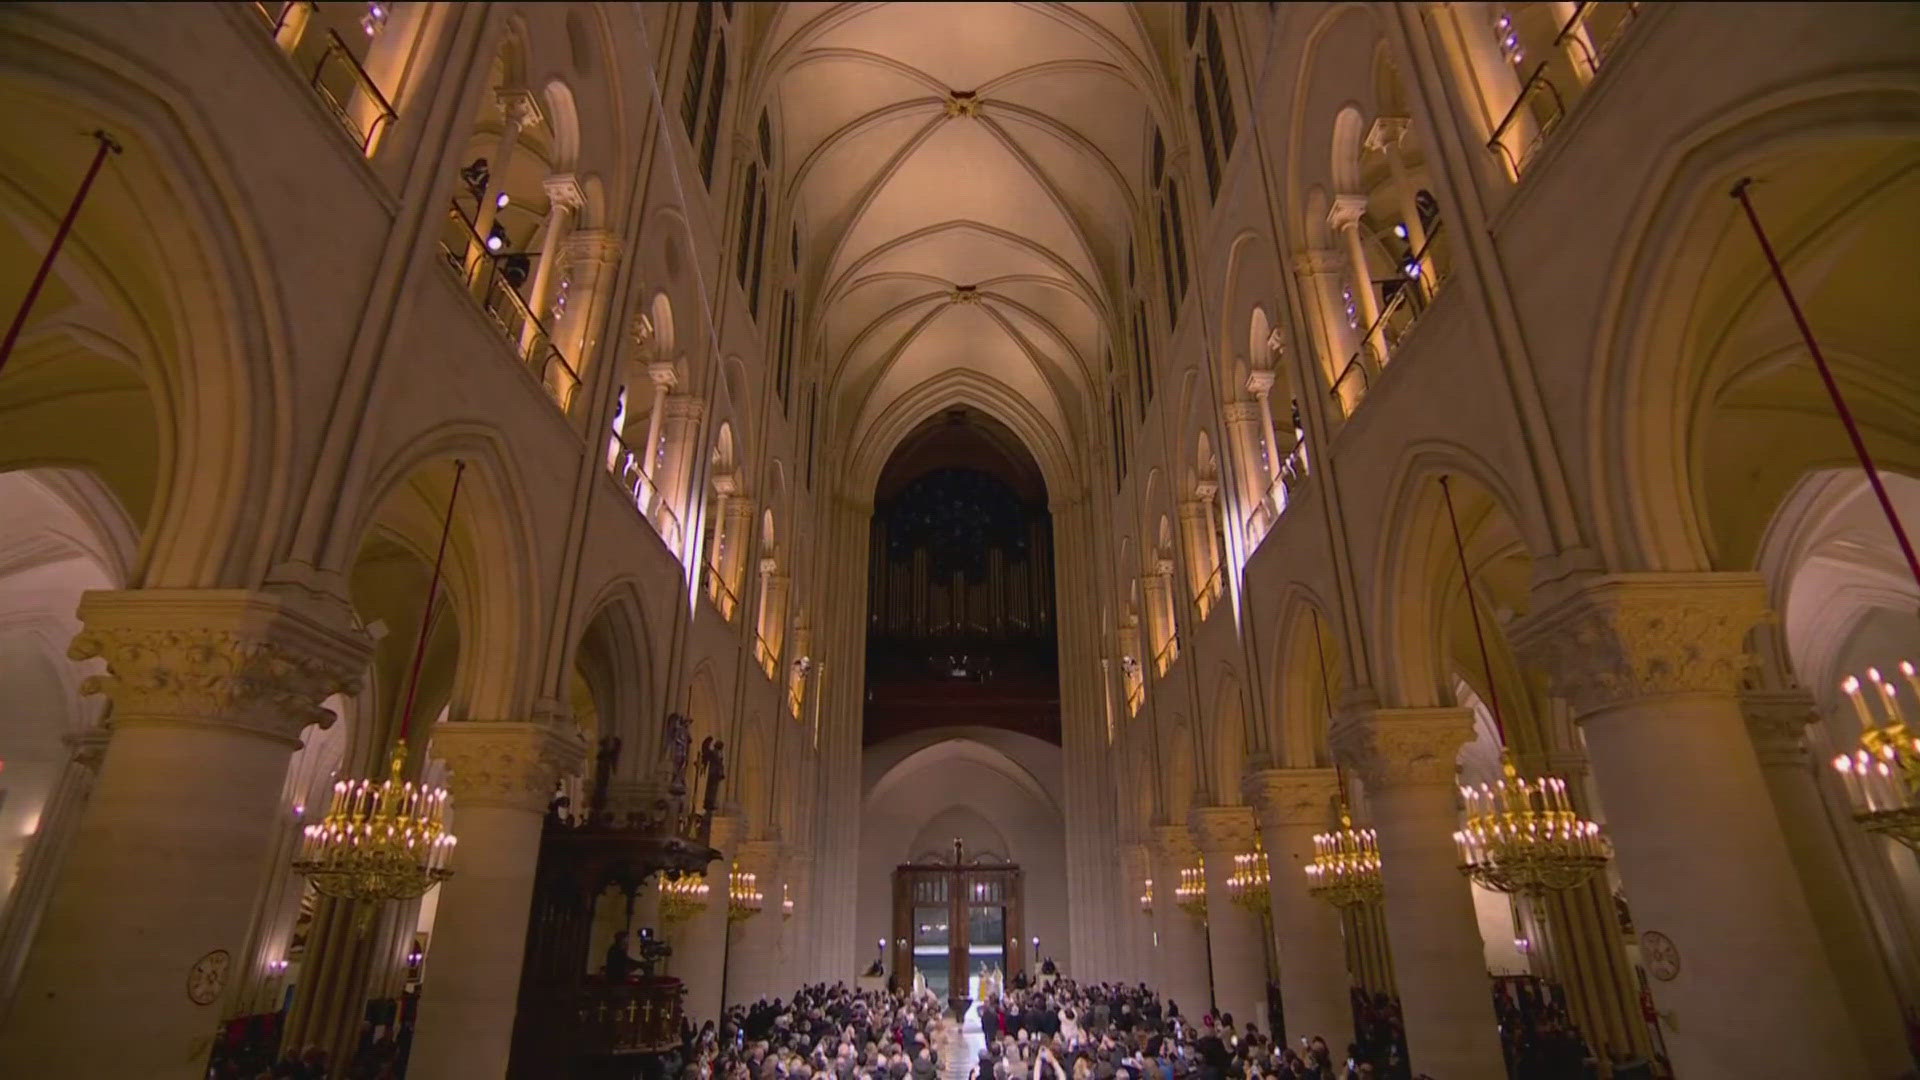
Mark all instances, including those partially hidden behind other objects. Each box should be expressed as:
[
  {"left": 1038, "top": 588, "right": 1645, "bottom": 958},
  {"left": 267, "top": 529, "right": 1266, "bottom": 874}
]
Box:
[{"left": 754, "top": 3, "right": 1178, "bottom": 493}]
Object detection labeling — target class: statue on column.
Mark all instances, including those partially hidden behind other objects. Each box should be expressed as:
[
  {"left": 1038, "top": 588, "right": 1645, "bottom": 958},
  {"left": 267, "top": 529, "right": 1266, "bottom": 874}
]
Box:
[
  {"left": 697, "top": 736, "right": 727, "bottom": 813},
  {"left": 662, "top": 712, "right": 692, "bottom": 795}
]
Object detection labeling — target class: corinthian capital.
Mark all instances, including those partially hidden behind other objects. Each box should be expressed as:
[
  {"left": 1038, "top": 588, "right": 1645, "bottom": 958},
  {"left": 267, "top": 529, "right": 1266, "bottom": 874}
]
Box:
[
  {"left": 1188, "top": 804, "right": 1257, "bottom": 856},
  {"left": 430, "top": 720, "right": 588, "bottom": 813},
  {"left": 1740, "top": 689, "right": 1817, "bottom": 769},
  {"left": 1510, "top": 574, "right": 1768, "bottom": 719},
  {"left": 1331, "top": 707, "right": 1474, "bottom": 790},
  {"left": 1242, "top": 767, "right": 1341, "bottom": 829},
  {"left": 67, "top": 589, "right": 369, "bottom": 745}
]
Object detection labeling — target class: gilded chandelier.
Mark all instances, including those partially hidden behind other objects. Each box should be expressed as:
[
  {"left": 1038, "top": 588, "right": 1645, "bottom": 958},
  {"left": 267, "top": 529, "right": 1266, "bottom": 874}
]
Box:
[
  {"left": 1438, "top": 475, "right": 1610, "bottom": 896},
  {"left": 293, "top": 740, "right": 455, "bottom": 905},
  {"left": 728, "top": 866, "right": 764, "bottom": 922},
  {"left": 1138, "top": 877, "right": 1153, "bottom": 914},
  {"left": 1453, "top": 756, "right": 1612, "bottom": 894},
  {"left": 1304, "top": 810, "right": 1383, "bottom": 908},
  {"left": 659, "top": 873, "right": 710, "bottom": 925},
  {"left": 1175, "top": 863, "right": 1207, "bottom": 920},
  {"left": 294, "top": 462, "right": 466, "bottom": 913},
  {"left": 1831, "top": 664, "right": 1920, "bottom": 850},
  {"left": 1227, "top": 844, "right": 1270, "bottom": 913}
]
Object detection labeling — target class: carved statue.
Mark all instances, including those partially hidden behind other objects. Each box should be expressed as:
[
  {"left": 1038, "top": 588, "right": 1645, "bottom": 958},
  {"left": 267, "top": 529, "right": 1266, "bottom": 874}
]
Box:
[
  {"left": 663, "top": 712, "right": 693, "bottom": 794},
  {"left": 591, "top": 734, "right": 622, "bottom": 812},
  {"left": 698, "top": 736, "right": 727, "bottom": 813}
]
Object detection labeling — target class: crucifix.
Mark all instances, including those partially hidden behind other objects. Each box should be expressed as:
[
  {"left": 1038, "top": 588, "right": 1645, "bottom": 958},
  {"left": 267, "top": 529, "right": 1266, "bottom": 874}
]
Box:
[{"left": 942, "top": 838, "right": 970, "bottom": 1017}]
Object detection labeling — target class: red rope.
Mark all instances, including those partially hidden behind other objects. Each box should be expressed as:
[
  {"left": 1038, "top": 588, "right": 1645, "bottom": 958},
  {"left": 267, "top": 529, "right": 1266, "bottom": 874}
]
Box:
[
  {"left": 0, "top": 131, "right": 121, "bottom": 375},
  {"left": 1439, "top": 476, "right": 1507, "bottom": 745},
  {"left": 395, "top": 461, "right": 466, "bottom": 745},
  {"left": 1730, "top": 178, "right": 1920, "bottom": 593}
]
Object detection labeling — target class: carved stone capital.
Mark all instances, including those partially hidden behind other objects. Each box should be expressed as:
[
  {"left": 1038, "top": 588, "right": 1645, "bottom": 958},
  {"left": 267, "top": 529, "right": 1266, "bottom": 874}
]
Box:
[
  {"left": 543, "top": 172, "right": 586, "bottom": 213},
  {"left": 1740, "top": 689, "right": 1817, "bottom": 770},
  {"left": 496, "top": 88, "right": 543, "bottom": 130},
  {"left": 1331, "top": 706, "right": 1474, "bottom": 790},
  {"left": 1187, "top": 804, "right": 1257, "bottom": 856},
  {"left": 1222, "top": 400, "right": 1264, "bottom": 425},
  {"left": 735, "top": 838, "right": 786, "bottom": 876},
  {"left": 1243, "top": 767, "right": 1341, "bottom": 829},
  {"left": 646, "top": 360, "right": 678, "bottom": 388},
  {"left": 562, "top": 229, "right": 623, "bottom": 269},
  {"left": 430, "top": 720, "right": 588, "bottom": 813},
  {"left": 61, "top": 725, "right": 114, "bottom": 772},
  {"left": 1244, "top": 369, "right": 1277, "bottom": 396},
  {"left": 1150, "top": 823, "right": 1199, "bottom": 864},
  {"left": 67, "top": 589, "right": 369, "bottom": 746},
  {"left": 1327, "top": 194, "right": 1370, "bottom": 232},
  {"left": 1364, "top": 116, "right": 1412, "bottom": 153},
  {"left": 1194, "top": 480, "right": 1219, "bottom": 501},
  {"left": 1510, "top": 574, "right": 1769, "bottom": 719},
  {"left": 1292, "top": 248, "right": 1345, "bottom": 275}
]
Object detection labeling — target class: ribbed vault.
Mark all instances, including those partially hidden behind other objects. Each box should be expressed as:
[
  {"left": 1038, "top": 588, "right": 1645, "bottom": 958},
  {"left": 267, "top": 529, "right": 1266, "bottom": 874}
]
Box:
[{"left": 756, "top": 3, "right": 1172, "bottom": 489}]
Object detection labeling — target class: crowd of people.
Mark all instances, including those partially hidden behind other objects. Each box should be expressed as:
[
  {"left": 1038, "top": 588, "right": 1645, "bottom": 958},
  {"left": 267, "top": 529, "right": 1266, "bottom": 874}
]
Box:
[
  {"left": 669, "top": 977, "right": 1420, "bottom": 1080},
  {"left": 203, "top": 996, "right": 416, "bottom": 1080}
]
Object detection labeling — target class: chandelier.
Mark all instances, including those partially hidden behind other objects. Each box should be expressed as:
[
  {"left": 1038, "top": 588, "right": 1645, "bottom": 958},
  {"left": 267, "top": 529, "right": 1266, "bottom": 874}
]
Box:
[
  {"left": 1138, "top": 877, "right": 1153, "bottom": 914},
  {"left": 1175, "top": 862, "right": 1207, "bottom": 920},
  {"left": 1305, "top": 808, "right": 1384, "bottom": 908},
  {"left": 1454, "top": 757, "right": 1612, "bottom": 893},
  {"left": 1228, "top": 844, "right": 1270, "bottom": 913},
  {"left": 294, "top": 462, "right": 466, "bottom": 914},
  {"left": 728, "top": 866, "right": 764, "bottom": 922},
  {"left": 659, "top": 874, "right": 710, "bottom": 925},
  {"left": 1439, "top": 475, "right": 1610, "bottom": 896},
  {"left": 1305, "top": 613, "right": 1385, "bottom": 909},
  {"left": 1831, "top": 664, "right": 1920, "bottom": 850}
]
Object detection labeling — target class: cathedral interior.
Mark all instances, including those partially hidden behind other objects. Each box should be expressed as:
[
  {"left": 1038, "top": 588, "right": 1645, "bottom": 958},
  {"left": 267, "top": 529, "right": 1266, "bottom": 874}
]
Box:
[{"left": 0, "top": 2, "right": 1918, "bottom": 1078}]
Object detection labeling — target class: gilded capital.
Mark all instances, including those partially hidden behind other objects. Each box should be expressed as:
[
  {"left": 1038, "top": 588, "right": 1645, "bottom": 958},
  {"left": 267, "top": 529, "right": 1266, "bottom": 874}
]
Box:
[
  {"left": 430, "top": 720, "right": 588, "bottom": 813},
  {"left": 67, "top": 588, "right": 369, "bottom": 745},
  {"left": 1242, "top": 767, "right": 1341, "bottom": 829},
  {"left": 1510, "top": 574, "right": 1768, "bottom": 719},
  {"left": 1331, "top": 706, "right": 1474, "bottom": 790},
  {"left": 1188, "top": 804, "right": 1257, "bottom": 855}
]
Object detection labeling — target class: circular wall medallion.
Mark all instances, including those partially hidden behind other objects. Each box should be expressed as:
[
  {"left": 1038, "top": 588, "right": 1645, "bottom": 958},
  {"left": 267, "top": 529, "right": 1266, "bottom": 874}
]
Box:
[
  {"left": 1641, "top": 930, "right": 1680, "bottom": 981},
  {"left": 186, "top": 948, "right": 231, "bottom": 1005}
]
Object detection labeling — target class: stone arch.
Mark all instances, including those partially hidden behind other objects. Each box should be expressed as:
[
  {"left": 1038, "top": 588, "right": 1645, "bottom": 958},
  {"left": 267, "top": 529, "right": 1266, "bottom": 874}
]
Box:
[
  {"left": 1370, "top": 443, "right": 1548, "bottom": 720},
  {"left": 0, "top": 27, "right": 298, "bottom": 589},
  {"left": 1205, "top": 666, "right": 1248, "bottom": 804},
  {"left": 347, "top": 426, "right": 540, "bottom": 724},
  {"left": 570, "top": 577, "right": 657, "bottom": 777},
  {"left": 1269, "top": 583, "right": 1341, "bottom": 769},
  {"left": 1588, "top": 79, "right": 1920, "bottom": 573}
]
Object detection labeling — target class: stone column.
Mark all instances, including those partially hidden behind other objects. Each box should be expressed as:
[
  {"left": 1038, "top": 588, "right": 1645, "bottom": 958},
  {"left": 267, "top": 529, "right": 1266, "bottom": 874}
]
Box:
[
  {"left": 638, "top": 362, "right": 677, "bottom": 489},
  {"left": 1511, "top": 574, "right": 1865, "bottom": 1079},
  {"left": 522, "top": 174, "right": 584, "bottom": 344},
  {"left": 1441, "top": 1, "right": 1538, "bottom": 176},
  {"left": 550, "top": 230, "right": 623, "bottom": 403},
  {"left": 1246, "top": 370, "right": 1284, "bottom": 501},
  {"left": 1332, "top": 707, "right": 1505, "bottom": 1079},
  {"left": 1190, "top": 806, "right": 1266, "bottom": 1026},
  {"left": 1222, "top": 401, "right": 1269, "bottom": 539},
  {"left": 1363, "top": 118, "right": 1434, "bottom": 292},
  {"left": 1514, "top": 750, "right": 1652, "bottom": 1068},
  {"left": 465, "top": 89, "right": 543, "bottom": 282},
  {"left": 720, "top": 498, "right": 756, "bottom": 620},
  {"left": 1244, "top": 769, "right": 1355, "bottom": 1052},
  {"left": 657, "top": 394, "right": 705, "bottom": 550},
  {"left": 1743, "top": 690, "right": 1910, "bottom": 1077},
  {"left": 1342, "top": 902, "right": 1396, "bottom": 999},
  {"left": 726, "top": 839, "right": 785, "bottom": 1006},
  {"left": 1149, "top": 825, "right": 1212, "bottom": 1015},
  {"left": 778, "top": 850, "right": 811, "bottom": 989},
  {"left": 1292, "top": 249, "right": 1367, "bottom": 416},
  {"left": 409, "top": 720, "right": 588, "bottom": 1080},
  {"left": 1142, "top": 565, "right": 1177, "bottom": 673},
  {"left": 0, "top": 725, "right": 110, "bottom": 1016},
  {"left": 0, "top": 589, "right": 368, "bottom": 1077},
  {"left": 1121, "top": 843, "right": 1155, "bottom": 984},
  {"left": 1327, "top": 196, "right": 1387, "bottom": 368},
  {"left": 1178, "top": 497, "right": 1213, "bottom": 603},
  {"left": 677, "top": 814, "right": 742, "bottom": 1026}
]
